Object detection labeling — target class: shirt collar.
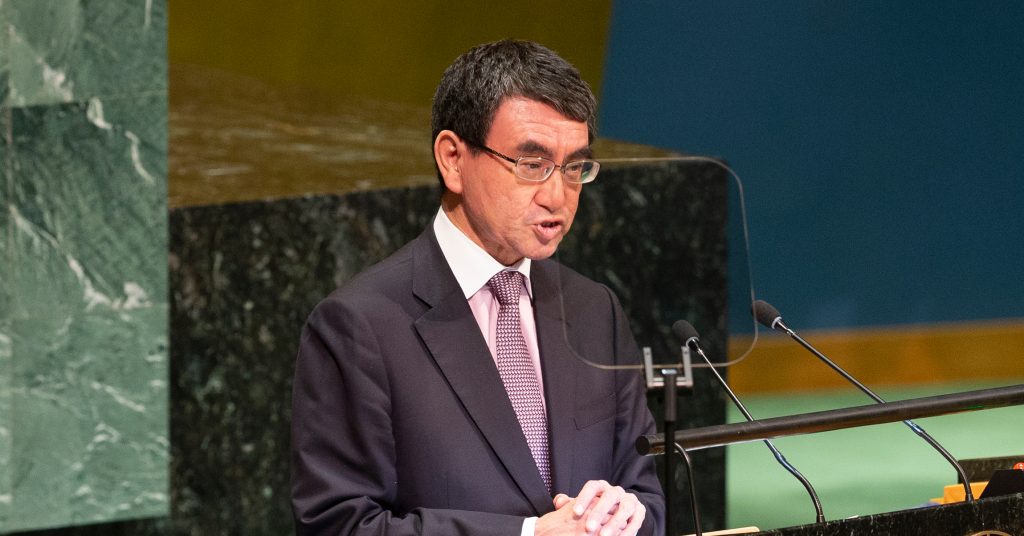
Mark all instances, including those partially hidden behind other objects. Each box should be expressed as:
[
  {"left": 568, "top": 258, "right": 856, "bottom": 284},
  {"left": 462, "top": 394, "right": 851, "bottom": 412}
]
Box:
[{"left": 433, "top": 207, "right": 533, "bottom": 299}]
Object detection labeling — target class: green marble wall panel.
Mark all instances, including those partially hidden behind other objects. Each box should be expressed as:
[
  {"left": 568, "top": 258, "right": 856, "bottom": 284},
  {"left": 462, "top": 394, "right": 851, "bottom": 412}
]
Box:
[
  {"left": 0, "top": 13, "right": 9, "bottom": 104},
  {"left": 1, "top": 95, "right": 168, "bottom": 532},
  {"left": 1, "top": 108, "right": 12, "bottom": 520},
  {"left": 0, "top": 0, "right": 167, "bottom": 107},
  {"left": 0, "top": 1, "right": 169, "bottom": 532}
]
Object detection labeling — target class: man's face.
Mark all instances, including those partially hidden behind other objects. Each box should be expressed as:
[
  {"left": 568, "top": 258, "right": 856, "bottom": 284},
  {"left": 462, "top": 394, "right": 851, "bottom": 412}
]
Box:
[{"left": 447, "top": 97, "right": 589, "bottom": 266}]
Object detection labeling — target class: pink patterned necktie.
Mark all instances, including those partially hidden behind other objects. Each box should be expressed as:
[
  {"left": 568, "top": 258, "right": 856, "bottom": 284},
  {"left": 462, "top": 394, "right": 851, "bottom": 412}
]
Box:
[{"left": 488, "top": 270, "right": 551, "bottom": 492}]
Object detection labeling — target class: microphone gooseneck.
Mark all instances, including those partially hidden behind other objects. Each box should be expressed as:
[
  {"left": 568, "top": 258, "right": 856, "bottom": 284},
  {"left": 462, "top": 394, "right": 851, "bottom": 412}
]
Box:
[
  {"left": 672, "top": 320, "right": 825, "bottom": 523},
  {"left": 673, "top": 442, "right": 702, "bottom": 535},
  {"left": 752, "top": 300, "right": 975, "bottom": 502}
]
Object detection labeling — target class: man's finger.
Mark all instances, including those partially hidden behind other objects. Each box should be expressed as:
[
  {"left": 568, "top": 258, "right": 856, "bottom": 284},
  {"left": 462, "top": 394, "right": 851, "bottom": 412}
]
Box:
[
  {"left": 621, "top": 501, "right": 646, "bottom": 536},
  {"left": 585, "top": 485, "right": 624, "bottom": 533},
  {"left": 573, "top": 480, "right": 610, "bottom": 516},
  {"left": 552, "top": 493, "right": 572, "bottom": 510},
  {"left": 600, "top": 495, "right": 638, "bottom": 536}
]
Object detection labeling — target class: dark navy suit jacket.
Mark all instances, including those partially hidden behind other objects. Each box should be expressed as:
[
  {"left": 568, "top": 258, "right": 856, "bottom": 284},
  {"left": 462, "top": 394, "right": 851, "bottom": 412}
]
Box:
[{"left": 291, "top": 227, "right": 664, "bottom": 535}]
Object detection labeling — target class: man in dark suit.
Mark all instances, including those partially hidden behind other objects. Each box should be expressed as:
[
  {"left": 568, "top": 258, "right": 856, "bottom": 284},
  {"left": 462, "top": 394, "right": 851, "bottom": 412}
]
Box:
[{"left": 291, "top": 40, "right": 664, "bottom": 536}]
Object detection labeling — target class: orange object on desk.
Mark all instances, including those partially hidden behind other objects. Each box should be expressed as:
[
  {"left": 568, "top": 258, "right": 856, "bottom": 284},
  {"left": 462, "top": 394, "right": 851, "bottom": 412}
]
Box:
[{"left": 931, "top": 482, "right": 989, "bottom": 504}]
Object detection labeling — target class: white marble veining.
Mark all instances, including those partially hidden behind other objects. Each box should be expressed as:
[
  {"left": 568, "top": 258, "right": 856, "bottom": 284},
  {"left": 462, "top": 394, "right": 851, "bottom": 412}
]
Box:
[
  {"left": 125, "top": 130, "right": 157, "bottom": 184},
  {"left": 4, "top": 25, "right": 76, "bottom": 105},
  {"left": 90, "top": 382, "right": 147, "bottom": 414},
  {"left": 86, "top": 97, "right": 113, "bottom": 130},
  {"left": 9, "top": 204, "right": 58, "bottom": 252}
]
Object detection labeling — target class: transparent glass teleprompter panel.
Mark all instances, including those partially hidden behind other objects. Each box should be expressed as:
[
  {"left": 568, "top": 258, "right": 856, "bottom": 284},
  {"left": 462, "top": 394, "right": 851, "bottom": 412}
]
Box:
[{"left": 553, "top": 155, "right": 759, "bottom": 374}]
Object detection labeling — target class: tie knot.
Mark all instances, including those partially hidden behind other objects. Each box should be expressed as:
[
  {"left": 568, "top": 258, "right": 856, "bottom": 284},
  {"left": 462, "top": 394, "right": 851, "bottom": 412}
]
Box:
[{"left": 487, "top": 271, "right": 524, "bottom": 306}]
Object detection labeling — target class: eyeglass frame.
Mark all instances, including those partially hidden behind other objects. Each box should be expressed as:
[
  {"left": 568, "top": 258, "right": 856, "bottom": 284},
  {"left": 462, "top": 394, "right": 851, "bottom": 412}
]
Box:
[{"left": 465, "top": 141, "right": 601, "bottom": 184}]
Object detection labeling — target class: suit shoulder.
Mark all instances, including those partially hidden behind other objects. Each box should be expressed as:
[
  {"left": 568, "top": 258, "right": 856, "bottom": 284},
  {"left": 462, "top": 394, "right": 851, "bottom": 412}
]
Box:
[{"left": 310, "top": 240, "right": 417, "bottom": 320}]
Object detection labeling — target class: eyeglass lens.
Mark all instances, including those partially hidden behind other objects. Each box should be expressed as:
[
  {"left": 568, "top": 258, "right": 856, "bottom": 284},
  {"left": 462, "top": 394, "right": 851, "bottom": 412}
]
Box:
[{"left": 515, "top": 157, "right": 598, "bottom": 183}]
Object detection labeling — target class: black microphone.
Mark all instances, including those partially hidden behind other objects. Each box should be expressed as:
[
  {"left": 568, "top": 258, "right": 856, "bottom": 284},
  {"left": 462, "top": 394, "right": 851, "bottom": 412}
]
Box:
[
  {"left": 672, "top": 320, "right": 825, "bottom": 523},
  {"left": 752, "top": 299, "right": 975, "bottom": 502}
]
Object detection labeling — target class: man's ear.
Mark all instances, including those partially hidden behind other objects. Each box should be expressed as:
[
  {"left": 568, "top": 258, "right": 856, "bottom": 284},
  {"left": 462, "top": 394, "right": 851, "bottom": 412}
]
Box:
[{"left": 434, "top": 130, "right": 464, "bottom": 194}]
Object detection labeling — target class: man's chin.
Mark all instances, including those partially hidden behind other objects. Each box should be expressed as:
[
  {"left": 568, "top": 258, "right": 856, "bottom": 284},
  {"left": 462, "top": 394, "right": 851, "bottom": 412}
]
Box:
[{"left": 525, "top": 244, "right": 561, "bottom": 261}]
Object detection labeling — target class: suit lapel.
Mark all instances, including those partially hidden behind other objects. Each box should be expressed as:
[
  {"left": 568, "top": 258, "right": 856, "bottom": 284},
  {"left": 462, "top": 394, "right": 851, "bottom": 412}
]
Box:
[
  {"left": 531, "top": 260, "right": 577, "bottom": 496},
  {"left": 410, "top": 229, "right": 551, "bottom": 515}
]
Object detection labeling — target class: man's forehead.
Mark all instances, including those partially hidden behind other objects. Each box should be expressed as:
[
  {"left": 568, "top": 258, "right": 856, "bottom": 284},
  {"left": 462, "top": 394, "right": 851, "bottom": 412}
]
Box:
[
  {"left": 487, "top": 98, "right": 590, "bottom": 149},
  {"left": 494, "top": 95, "right": 581, "bottom": 120},
  {"left": 513, "top": 139, "right": 592, "bottom": 159}
]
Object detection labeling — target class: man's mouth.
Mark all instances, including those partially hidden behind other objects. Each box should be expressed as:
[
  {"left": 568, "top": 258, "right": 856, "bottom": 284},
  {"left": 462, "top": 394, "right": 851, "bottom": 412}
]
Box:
[{"left": 534, "top": 220, "right": 564, "bottom": 241}]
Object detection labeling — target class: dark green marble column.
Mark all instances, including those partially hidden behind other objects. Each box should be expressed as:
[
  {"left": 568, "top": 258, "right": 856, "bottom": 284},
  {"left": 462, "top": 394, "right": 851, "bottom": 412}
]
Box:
[{"left": 0, "top": 1, "right": 168, "bottom": 532}]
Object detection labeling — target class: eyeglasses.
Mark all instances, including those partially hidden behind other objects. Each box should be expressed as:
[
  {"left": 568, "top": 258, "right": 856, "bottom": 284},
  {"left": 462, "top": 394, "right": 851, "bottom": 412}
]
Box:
[{"left": 470, "top": 143, "right": 600, "bottom": 184}]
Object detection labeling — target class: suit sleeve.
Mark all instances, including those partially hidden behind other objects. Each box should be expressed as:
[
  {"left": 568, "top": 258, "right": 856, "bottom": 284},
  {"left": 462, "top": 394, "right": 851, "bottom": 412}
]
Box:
[
  {"left": 606, "top": 287, "right": 666, "bottom": 536},
  {"left": 290, "top": 297, "right": 525, "bottom": 535}
]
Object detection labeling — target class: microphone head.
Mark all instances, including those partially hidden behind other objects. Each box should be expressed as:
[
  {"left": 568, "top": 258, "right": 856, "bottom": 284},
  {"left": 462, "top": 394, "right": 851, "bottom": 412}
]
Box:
[
  {"left": 752, "top": 299, "right": 783, "bottom": 330},
  {"left": 671, "top": 320, "right": 700, "bottom": 347}
]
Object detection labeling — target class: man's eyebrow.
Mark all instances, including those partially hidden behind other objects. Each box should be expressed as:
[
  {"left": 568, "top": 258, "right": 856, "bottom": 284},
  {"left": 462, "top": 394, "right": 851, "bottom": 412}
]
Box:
[
  {"left": 515, "top": 140, "right": 553, "bottom": 157},
  {"left": 568, "top": 146, "right": 593, "bottom": 161},
  {"left": 516, "top": 140, "right": 593, "bottom": 161}
]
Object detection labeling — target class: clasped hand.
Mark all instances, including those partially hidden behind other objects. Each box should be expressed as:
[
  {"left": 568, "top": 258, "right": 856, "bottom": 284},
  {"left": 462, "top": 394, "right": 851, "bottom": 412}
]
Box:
[{"left": 535, "top": 480, "right": 646, "bottom": 536}]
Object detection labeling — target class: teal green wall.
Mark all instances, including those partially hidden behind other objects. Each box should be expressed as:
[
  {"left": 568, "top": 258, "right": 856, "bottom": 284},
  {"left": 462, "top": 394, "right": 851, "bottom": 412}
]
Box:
[
  {"left": 0, "top": 1, "right": 168, "bottom": 532},
  {"left": 600, "top": 1, "right": 1024, "bottom": 333}
]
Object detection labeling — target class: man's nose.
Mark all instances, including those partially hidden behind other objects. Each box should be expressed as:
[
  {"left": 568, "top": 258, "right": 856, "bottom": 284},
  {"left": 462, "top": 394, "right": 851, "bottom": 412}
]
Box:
[{"left": 534, "top": 169, "right": 569, "bottom": 209}]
